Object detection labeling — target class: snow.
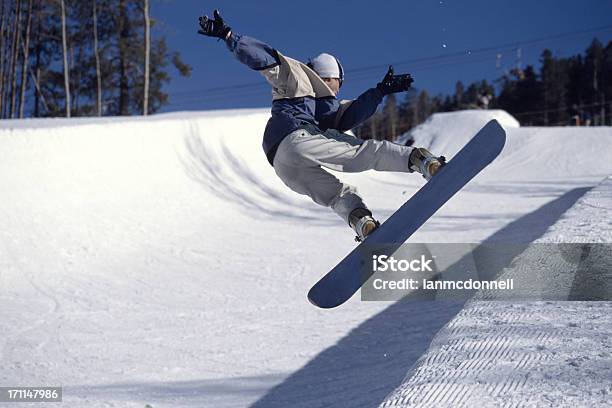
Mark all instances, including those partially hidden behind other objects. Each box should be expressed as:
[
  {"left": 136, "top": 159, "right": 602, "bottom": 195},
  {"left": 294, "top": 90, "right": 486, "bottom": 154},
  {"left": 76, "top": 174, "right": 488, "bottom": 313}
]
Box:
[
  {"left": 379, "top": 176, "right": 612, "bottom": 407},
  {"left": 0, "top": 109, "right": 611, "bottom": 407},
  {"left": 543, "top": 175, "right": 612, "bottom": 243}
]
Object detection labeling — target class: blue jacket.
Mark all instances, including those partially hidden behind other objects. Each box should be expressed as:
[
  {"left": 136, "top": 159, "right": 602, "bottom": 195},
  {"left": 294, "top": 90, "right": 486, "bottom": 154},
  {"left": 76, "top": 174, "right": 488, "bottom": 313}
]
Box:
[{"left": 225, "top": 33, "right": 383, "bottom": 165}]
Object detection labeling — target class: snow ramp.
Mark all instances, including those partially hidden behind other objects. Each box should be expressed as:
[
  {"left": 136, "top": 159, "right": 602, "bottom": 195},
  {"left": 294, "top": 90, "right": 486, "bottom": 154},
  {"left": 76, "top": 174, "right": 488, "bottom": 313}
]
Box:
[
  {"left": 397, "top": 109, "right": 612, "bottom": 184},
  {"left": 398, "top": 109, "right": 519, "bottom": 155},
  {"left": 1, "top": 109, "right": 611, "bottom": 407}
]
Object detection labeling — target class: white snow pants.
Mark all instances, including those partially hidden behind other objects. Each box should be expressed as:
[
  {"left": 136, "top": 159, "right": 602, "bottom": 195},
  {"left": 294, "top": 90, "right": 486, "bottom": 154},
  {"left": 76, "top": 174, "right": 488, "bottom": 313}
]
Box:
[{"left": 272, "top": 127, "right": 414, "bottom": 223}]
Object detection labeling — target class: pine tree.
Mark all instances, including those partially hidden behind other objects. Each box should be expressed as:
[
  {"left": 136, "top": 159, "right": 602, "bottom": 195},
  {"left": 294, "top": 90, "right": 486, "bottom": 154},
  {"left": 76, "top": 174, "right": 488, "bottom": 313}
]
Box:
[
  {"left": 465, "top": 83, "right": 480, "bottom": 108},
  {"left": 514, "top": 66, "right": 543, "bottom": 125},
  {"left": 540, "top": 49, "right": 569, "bottom": 125},
  {"left": 603, "top": 41, "right": 612, "bottom": 125},
  {"left": 453, "top": 81, "right": 465, "bottom": 110},
  {"left": 566, "top": 54, "right": 589, "bottom": 125},
  {"left": 584, "top": 39, "right": 605, "bottom": 124}
]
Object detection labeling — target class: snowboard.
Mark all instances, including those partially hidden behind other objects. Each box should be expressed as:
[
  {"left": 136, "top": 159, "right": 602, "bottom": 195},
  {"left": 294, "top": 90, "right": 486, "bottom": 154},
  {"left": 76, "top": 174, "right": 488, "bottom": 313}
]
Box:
[{"left": 308, "top": 119, "right": 507, "bottom": 308}]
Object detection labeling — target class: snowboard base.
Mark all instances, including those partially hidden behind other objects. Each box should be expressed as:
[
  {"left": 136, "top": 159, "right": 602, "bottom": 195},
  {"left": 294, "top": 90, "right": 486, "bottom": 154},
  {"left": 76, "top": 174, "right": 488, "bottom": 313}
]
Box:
[{"left": 308, "top": 120, "right": 507, "bottom": 308}]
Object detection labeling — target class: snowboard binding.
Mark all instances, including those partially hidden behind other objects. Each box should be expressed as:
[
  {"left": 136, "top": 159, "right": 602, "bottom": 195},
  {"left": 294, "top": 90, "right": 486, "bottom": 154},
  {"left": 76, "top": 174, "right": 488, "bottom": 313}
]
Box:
[
  {"left": 409, "top": 148, "right": 446, "bottom": 180},
  {"left": 354, "top": 218, "right": 380, "bottom": 242},
  {"left": 349, "top": 208, "right": 380, "bottom": 242}
]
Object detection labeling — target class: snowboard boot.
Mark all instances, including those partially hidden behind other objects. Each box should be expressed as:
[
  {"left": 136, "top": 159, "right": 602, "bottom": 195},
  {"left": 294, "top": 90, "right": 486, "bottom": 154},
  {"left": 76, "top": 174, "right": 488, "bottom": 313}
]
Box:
[
  {"left": 409, "top": 147, "right": 446, "bottom": 180},
  {"left": 349, "top": 208, "right": 380, "bottom": 242}
]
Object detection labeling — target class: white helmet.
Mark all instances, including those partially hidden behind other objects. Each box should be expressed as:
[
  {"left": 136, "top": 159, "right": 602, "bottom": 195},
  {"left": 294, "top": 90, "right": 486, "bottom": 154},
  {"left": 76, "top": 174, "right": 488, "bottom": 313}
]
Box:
[{"left": 307, "top": 53, "right": 344, "bottom": 86}]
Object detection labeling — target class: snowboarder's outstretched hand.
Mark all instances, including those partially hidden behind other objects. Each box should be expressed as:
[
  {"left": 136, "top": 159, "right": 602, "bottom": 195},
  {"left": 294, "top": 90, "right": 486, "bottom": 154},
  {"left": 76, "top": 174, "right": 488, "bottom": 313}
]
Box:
[
  {"left": 377, "top": 66, "right": 414, "bottom": 95},
  {"left": 198, "top": 9, "right": 231, "bottom": 40}
]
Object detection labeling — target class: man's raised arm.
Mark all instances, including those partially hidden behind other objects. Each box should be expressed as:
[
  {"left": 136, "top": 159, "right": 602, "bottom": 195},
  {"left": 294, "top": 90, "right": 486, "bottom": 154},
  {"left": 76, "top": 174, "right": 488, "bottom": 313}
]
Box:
[
  {"left": 323, "top": 66, "right": 414, "bottom": 132},
  {"left": 198, "top": 9, "right": 280, "bottom": 72}
]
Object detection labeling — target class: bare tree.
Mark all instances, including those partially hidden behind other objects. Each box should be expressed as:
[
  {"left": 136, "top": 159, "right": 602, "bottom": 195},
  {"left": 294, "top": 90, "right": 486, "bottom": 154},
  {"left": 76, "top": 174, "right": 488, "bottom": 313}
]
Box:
[
  {"left": 9, "top": 0, "right": 21, "bottom": 118},
  {"left": 60, "top": 0, "right": 70, "bottom": 117},
  {"left": 28, "top": 7, "right": 49, "bottom": 117},
  {"left": 369, "top": 112, "right": 380, "bottom": 140},
  {"left": 0, "top": 0, "right": 190, "bottom": 118},
  {"left": 0, "top": 0, "right": 7, "bottom": 116},
  {"left": 32, "top": 0, "right": 42, "bottom": 117},
  {"left": 143, "top": 0, "right": 150, "bottom": 115},
  {"left": 117, "top": 0, "right": 129, "bottom": 115},
  {"left": 18, "top": 0, "right": 32, "bottom": 118},
  {"left": 92, "top": 0, "right": 102, "bottom": 116},
  {"left": 383, "top": 94, "right": 398, "bottom": 141}
]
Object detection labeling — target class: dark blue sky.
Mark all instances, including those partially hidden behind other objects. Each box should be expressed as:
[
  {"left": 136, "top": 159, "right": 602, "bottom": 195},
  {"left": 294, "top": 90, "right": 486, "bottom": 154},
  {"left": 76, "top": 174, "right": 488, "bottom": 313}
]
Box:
[{"left": 152, "top": 0, "right": 612, "bottom": 112}]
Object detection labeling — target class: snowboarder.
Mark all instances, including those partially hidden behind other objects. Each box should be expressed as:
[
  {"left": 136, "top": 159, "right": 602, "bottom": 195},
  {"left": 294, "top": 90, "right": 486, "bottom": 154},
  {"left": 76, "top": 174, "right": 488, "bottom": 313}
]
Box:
[{"left": 198, "top": 10, "right": 445, "bottom": 241}]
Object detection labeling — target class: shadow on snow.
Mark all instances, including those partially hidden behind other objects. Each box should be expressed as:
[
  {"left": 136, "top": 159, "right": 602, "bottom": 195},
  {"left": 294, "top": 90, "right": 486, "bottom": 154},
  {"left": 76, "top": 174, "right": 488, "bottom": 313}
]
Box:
[{"left": 249, "top": 187, "right": 591, "bottom": 408}]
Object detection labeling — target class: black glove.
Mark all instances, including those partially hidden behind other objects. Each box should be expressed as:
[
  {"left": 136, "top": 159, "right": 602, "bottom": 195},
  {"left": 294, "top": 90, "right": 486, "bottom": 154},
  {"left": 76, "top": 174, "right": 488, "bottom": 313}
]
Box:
[
  {"left": 376, "top": 65, "right": 414, "bottom": 95},
  {"left": 198, "top": 9, "right": 231, "bottom": 40}
]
